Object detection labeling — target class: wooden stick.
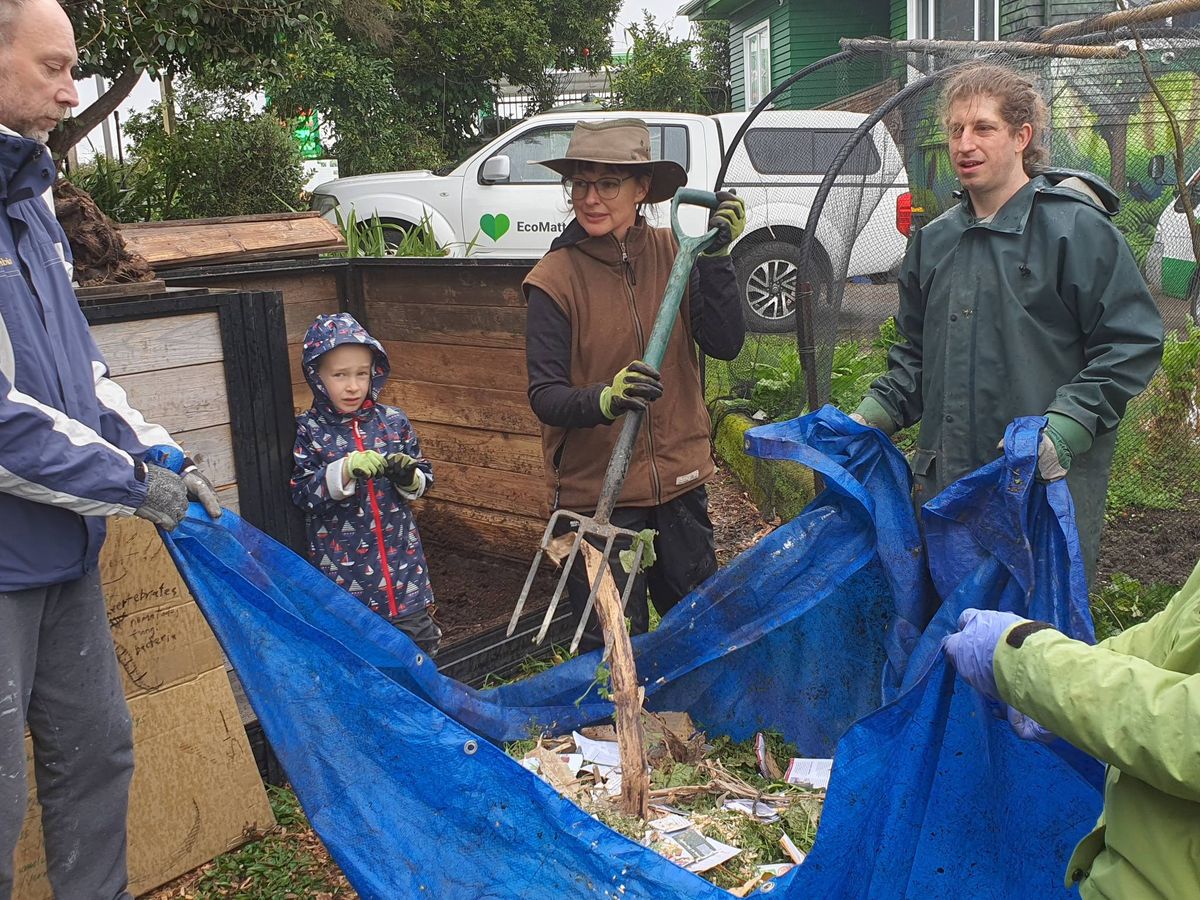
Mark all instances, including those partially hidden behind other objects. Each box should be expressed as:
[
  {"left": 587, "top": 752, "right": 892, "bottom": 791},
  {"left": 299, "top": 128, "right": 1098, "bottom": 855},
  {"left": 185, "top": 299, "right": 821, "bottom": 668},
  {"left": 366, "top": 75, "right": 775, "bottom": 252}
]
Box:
[
  {"left": 1041, "top": 0, "right": 1200, "bottom": 42},
  {"left": 577, "top": 541, "right": 649, "bottom": 819},
  {"left": 841, "top": 37, "right": 1128, "bottom": 59}
]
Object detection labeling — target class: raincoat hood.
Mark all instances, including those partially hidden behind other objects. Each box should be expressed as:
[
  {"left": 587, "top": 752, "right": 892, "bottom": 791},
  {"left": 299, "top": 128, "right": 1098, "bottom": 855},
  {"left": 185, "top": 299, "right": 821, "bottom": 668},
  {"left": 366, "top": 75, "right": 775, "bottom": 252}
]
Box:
[{"left": 301, "top": 313, "right": 390, "bottom": 417}]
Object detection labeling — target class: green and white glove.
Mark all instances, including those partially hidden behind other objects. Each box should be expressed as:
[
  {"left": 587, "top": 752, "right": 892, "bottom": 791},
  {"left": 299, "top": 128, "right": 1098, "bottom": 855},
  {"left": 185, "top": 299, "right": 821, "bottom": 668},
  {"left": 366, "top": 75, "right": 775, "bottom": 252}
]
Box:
[
  {"left": 599, "top": 360, "right": 664, "bottom": 419},
  {"left": 701, "top": 191, "right": 746, "bottom": 257},
  {"left": 346, "top": 450, "right": 387, "bottom": 481},
  {"left": 386, "top": 452, "right": 422, "bottom": 492}
]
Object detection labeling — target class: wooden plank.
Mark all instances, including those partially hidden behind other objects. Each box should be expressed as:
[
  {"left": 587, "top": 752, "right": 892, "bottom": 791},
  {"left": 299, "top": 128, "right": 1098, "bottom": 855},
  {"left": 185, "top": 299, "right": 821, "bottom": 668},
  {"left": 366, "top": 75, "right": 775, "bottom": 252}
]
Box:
[
  {"left": 120, "top": 211, "right": 329, "bottom": 230},
  {"left": 377, "top": 341, "right": 528, "bottom": 392},
  {"left": 75, "top": 280, "right": 166, "bottom": 304},
  {"left": 365, "top": 303, "right": 526, "bottom": 349},
  {"left": 416, "top": 422, "right": 544, "bottom": 478},
  {"left": 111, "top": 362, "right": 230, "bottom": 435},
  {"left": 92, "top": 313, "right": 223, "bottom": 377},
  {"left": 121, "top": 216, "right": 344, "bottom": 269},
  {"left": 379, "top": 380, "right": 540, "bottom": 436},
  {"left": 413, "top": 497, "right": 545, "bottom": 560},
  {"left": 361, "top": 264, "right": 530, "bottom": 308},
  {"left": 285, "top": 297, "right": 342, "bottom": 343},
  {"left": 425, "top": 459, "right": 547, "bottom": 519},
  {"left": 172, "top": 423, "right": 237, "bottom": 488}
]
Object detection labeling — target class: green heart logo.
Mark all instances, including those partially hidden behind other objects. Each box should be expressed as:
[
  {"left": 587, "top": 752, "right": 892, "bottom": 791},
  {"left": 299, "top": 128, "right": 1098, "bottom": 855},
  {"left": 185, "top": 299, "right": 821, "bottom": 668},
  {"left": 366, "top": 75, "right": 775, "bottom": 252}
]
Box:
[{"left": 480, "top": 213, "right": 510, "bottom": 241}]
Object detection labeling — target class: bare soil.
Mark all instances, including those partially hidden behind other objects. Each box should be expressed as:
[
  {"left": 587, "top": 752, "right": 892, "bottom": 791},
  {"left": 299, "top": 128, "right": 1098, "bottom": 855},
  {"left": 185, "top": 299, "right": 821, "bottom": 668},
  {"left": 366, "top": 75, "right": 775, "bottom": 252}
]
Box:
[
  {"left": 1096, "top": 495, "right": 1200, "bottom": 590},
  {"left": 427, "top": 464, "right": 772, "bottom": 646}
]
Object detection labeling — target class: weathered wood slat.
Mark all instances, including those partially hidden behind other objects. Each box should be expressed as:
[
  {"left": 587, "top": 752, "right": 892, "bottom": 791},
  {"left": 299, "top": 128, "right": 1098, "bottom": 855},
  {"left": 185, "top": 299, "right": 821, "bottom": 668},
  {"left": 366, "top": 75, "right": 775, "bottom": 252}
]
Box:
[
  {"left": 173, "top": 423, "right": 237, "bottom": 488},
  {"left": 366, "top": 303, "right": 526, "bottom": 349},
  {"left": 112, "top": 361, "right": 230, "bottom": 434},
  {"left": 120, "top": 214, "right": 345, "bottom": 269},
  {"left": 284, "top": 297, "right": 342, "bottom": 343},
  {"left": 413, "top": 497, "right": 545, "bottom": 560},
  {"left": 362, "top": 265, "right": 529, "bottom": 308},
  {"left": 416, "top": 422, "right": 544, "bottom": 478},
  {"left": 377, "top": 341, "right": 528, "bottom": 392},
  {"left": 423, "top": 459, "right": 547, "bottom": 519},
  {"left": 379, "top": 380, "right": 539, "bottom": 435},
  {"left": 92, "top": 313, "right": 223, "bottom": 377}
]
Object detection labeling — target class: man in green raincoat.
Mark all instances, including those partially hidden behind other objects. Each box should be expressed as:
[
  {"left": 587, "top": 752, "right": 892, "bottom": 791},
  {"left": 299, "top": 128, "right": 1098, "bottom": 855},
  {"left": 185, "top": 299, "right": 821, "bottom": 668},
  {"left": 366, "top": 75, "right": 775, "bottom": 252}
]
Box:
[
  {"left": 945, "top": 556, "right": 1200, "bottom": 898},
  {"left": 854, "top": 63, "right": 1163, "bottom": 583}
]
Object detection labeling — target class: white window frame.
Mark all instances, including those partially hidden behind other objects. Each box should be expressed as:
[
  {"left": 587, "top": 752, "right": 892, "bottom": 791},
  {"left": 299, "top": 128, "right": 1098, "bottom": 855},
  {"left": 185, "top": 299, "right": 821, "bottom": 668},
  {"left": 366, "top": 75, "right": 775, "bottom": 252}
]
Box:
[
  {"left": 743, "top": 20, "right": 771, "bottom": 109},
  {"left": 907, "top": 0, "right": 999, "bottom": 40}
]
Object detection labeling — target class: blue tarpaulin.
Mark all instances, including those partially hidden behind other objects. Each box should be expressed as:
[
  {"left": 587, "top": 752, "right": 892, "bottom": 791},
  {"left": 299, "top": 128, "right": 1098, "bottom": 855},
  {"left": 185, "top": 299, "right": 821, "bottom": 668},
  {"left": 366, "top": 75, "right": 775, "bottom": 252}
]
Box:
[{"left": 162, "top": 408, "right": 1103, "bottom": 898}]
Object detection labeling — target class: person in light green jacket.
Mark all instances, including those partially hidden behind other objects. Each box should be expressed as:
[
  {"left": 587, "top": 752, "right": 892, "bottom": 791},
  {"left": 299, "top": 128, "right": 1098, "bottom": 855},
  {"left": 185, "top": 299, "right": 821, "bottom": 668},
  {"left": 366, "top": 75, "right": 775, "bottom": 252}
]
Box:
[
  {"left": 853, "top": 64, "right": 1163, "bottom": 585},
  {"left": 945, "top": 558, "right": 1200, "bottom": 899}
]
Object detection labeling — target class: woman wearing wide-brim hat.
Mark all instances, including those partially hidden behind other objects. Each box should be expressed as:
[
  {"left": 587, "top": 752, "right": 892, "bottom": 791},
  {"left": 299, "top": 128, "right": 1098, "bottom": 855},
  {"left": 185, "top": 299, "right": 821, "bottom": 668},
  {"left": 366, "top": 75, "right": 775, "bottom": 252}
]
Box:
[{"left": 523, "top": 117, "right": 748, "bottom": 652}]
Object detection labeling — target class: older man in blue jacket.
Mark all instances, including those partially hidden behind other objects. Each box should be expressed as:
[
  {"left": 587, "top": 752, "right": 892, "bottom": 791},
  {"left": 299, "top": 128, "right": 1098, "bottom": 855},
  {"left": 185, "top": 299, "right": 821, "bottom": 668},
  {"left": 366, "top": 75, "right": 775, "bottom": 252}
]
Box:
[{"left": 0, "top": 1, "right": 220, "bottom": 897}]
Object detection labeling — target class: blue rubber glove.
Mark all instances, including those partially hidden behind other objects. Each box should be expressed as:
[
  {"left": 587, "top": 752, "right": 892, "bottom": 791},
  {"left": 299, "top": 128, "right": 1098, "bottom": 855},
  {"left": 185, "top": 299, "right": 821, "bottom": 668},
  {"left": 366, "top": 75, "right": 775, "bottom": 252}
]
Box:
[
  {"left": 943, "top": 608, "right": 1028, "bottom": 701},
  {"left": 1007, "top": 707, "right": 1055, "bottom": 743}
]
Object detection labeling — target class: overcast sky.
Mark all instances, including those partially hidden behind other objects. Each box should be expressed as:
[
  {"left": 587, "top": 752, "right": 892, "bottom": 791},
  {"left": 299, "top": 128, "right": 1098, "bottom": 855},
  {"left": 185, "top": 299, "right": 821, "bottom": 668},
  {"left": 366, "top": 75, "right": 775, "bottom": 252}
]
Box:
[{"left": 612, "top": 0, "right": 693, "bottom": 51}]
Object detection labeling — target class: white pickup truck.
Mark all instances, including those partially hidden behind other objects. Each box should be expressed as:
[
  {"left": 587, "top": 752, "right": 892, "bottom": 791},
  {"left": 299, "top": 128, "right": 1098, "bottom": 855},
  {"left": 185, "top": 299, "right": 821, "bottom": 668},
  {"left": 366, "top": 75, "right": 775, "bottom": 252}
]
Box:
[{"left": 311, "top": 109, "right": 911, "bottom": 332}]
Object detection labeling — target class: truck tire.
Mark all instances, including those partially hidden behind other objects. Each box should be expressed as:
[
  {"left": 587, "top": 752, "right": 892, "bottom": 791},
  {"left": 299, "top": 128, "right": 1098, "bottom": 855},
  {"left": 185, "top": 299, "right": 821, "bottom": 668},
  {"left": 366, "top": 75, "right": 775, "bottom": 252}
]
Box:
[{"left": 734, "top": 239, "right": 834, "bottom": 334}]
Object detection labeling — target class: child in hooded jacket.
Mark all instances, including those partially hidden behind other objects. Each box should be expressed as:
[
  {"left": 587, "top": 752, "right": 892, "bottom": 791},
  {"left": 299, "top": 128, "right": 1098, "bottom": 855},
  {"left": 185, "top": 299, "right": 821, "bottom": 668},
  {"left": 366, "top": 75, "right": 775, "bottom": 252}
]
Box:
[{"left": 291, "top": 313, "right": 441, "bottom": 656}]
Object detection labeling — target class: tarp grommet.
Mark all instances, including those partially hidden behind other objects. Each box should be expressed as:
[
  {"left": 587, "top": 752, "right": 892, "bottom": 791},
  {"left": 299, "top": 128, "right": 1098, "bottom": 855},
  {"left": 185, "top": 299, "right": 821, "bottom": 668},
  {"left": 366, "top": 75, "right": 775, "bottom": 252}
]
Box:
[
  {"left": 463, "top": 739, "right": 479, "bottom": 755},
  {"left": 414, "top": 653, "right": 425, "bottom": 666}
]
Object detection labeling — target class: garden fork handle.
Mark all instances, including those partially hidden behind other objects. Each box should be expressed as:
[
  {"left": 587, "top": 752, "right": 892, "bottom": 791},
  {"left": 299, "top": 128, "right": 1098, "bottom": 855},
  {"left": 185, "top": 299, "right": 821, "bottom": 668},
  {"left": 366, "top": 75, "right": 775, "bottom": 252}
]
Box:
[{"left": 593, "top": 188, "right": 721, "bottom": 524}]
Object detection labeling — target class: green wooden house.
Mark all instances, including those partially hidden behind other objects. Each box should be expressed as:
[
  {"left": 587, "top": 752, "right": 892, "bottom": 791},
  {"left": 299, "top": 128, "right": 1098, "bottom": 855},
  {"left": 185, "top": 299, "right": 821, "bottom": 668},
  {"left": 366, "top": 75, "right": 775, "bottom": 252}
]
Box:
[{"left": 677, "top": 0, "right": 1171, "bottom": 111}]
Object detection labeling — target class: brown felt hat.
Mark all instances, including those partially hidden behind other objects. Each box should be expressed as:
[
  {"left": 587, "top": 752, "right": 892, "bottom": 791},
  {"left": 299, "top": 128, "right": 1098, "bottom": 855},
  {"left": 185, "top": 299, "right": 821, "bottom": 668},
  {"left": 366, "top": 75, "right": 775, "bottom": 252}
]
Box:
[{"left": 536, "top": 118, "right": 688, "bottom": 204}]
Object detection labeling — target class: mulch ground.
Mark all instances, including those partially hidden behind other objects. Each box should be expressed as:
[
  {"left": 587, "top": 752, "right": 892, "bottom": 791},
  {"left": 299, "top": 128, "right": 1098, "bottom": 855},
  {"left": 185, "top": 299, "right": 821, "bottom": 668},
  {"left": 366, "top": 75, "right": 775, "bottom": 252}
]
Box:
[{"left": 1096, "top": 495, "right": 1200, "bottom": 590}]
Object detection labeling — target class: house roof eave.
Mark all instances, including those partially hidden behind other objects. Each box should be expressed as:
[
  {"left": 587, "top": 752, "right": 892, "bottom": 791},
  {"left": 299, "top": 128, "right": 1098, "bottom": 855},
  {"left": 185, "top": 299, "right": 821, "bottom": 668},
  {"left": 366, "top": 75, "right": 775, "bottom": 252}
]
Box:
[{"left": 677, "top": 0, "right": 758, "bottom": 22}]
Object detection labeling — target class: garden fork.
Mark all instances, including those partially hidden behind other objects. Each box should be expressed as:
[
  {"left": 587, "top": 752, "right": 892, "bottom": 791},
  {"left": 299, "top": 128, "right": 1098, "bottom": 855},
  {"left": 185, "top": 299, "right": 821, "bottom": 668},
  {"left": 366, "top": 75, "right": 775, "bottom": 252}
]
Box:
[{"left": 507, "top": 188, "right": 723, "bottom": 653}]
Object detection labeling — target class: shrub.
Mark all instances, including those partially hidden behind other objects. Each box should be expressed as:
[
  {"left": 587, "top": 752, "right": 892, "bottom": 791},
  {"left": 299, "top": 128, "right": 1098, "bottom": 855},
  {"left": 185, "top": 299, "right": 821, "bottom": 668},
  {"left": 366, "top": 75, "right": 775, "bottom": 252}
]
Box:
[{"left": 123, "top": 88, "right": 306, "bottom": 220}]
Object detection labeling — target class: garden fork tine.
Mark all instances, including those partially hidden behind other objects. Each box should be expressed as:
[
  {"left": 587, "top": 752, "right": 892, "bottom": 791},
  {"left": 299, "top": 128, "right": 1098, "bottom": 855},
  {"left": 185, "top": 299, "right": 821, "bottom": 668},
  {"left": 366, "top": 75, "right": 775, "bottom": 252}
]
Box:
[{"left": 508, "top": 188, "right": 723, "bottom": 650}]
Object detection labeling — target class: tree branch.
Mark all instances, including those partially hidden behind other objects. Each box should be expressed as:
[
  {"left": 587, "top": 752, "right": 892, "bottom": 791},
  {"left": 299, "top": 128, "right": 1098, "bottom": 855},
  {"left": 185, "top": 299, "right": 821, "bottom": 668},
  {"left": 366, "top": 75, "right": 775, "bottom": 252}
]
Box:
[{"left": 48, "top": 66, "right": 144, "bottom": 158}]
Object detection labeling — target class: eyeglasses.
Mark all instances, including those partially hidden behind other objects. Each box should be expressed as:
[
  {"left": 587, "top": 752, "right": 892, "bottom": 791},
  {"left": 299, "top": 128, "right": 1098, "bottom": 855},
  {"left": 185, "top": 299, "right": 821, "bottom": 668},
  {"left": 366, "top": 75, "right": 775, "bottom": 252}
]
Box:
[{"left": 562, "top": 175, "right": 634, "bottom": 201}]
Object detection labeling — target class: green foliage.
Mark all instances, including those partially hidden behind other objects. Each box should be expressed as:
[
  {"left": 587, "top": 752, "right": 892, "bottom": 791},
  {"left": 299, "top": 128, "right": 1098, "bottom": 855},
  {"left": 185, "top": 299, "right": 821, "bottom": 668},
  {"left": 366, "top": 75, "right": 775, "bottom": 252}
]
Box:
[
  {"left": 1108, "top": 325, "right": 1200, "bottom": 513},
  {"left": 1090, "top": 573, "right": 1179, "bottom": 642},
  {"left": 64, "top": 155, "right": 160, "bottom": 224},
  {"left": 244, "top": 0, "right": 621, "bottom": 175},
  {"left": 192, "top": 785, "right": 350, "bottom": 898},
  {"left": 610, "top": 14, "right": 711, "bottom": 114},
  {"left": 66, "top": 0, "right": 330, "bottom": 83},
  {"left": 121, "top": 87, "right": 305, "bottom": 220},
  {"left": 695, "top": 20, "right": 731, "bottom": 112}
]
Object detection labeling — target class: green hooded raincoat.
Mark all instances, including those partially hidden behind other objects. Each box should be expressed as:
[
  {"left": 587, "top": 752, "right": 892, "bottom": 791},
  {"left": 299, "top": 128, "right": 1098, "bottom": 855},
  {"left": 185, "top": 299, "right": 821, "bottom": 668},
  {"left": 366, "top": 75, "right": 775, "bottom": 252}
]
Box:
[
  {"left": 862, "top": 170, "right": 1163, "bottom": 579},
  {"left": 994, "top": 558, "right": 1200, "bottom": 899}
]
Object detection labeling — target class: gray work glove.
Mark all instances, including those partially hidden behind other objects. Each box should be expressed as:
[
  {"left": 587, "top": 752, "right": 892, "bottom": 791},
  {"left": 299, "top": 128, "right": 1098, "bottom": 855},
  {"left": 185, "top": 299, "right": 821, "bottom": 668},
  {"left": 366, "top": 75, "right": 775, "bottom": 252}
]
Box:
[
  {"left": 134, "top": 464, "right": 189, "bottom": 530},
  {"left": 181, "top": 459, "right": 222, "bottom": 518}
]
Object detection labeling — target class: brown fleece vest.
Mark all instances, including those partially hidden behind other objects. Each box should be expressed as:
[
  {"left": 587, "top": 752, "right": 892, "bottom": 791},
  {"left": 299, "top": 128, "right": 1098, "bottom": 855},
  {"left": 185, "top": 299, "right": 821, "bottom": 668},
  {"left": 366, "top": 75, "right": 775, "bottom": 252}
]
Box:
[{"left": 524, "top": 222, "right": 714, "bottom": 511}]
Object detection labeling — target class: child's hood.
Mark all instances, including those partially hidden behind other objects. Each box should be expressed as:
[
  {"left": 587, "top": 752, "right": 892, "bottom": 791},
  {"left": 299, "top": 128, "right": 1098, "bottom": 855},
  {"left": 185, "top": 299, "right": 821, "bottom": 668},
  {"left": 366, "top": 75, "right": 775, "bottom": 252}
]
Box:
[{"left": 301, "top": 313, "right": 391, "bottom": 413}]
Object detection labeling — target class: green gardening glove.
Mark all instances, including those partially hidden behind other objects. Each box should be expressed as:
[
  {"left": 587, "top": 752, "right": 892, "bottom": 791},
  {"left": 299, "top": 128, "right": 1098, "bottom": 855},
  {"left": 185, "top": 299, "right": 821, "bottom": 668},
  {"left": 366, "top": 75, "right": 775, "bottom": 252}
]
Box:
[
  {"left": 701, "top": 191, "right": 746, "bottom": 257},
  {"left": 599, "top": 360, "right": 663, "bottom": 420},
  {"left": 346, "top": 450, "right": 387, "bottom": 480},
  {"left": 385, "top": 452, "right": 422, "bottom": 491}
]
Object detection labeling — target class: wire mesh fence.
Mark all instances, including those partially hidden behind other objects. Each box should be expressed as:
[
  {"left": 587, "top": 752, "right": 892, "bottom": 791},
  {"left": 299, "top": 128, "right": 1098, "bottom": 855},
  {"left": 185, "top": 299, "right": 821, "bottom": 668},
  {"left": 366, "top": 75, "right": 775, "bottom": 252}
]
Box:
[{"left": 707, "top": 14, "right": 1200, "bottom": 522}]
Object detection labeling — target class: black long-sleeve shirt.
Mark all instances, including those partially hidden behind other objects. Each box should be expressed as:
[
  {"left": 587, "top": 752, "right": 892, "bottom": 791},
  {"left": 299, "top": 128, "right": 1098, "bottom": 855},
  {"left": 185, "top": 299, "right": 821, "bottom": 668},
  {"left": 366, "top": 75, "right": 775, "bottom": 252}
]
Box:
[{"left": 526, "top": 253, "right": 744, "bottom": 429}]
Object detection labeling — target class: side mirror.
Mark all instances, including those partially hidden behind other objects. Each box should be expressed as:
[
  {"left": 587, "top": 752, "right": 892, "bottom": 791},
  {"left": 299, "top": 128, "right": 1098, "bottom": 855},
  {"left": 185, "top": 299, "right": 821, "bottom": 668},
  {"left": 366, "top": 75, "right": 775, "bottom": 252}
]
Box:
[
  {"left": 1148, "top": 154, "right": 1166, "bottom": 182},
  {"left": 480, "top": 155, "right": 511, "bottom": 184}
]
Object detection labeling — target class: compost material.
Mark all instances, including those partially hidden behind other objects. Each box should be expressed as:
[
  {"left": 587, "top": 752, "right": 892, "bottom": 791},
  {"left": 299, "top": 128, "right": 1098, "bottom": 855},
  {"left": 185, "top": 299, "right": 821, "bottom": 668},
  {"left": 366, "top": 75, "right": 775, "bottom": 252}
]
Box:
[{"left": 53, "top": 180, "right": 155, "bottom": 286}]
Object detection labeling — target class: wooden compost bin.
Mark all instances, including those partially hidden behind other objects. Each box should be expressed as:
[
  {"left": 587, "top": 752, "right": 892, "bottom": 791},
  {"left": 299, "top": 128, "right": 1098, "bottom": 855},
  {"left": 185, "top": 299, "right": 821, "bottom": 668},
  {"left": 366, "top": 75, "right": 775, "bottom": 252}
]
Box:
[{"left": 165, "top": 258, "right": 574, "bottom": 684}]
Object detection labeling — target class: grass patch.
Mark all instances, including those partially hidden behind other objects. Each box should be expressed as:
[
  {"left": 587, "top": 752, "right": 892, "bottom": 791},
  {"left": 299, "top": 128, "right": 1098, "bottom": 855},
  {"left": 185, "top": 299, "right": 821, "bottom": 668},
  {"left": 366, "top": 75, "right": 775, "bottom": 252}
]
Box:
[{"left": 153, "top": 785, "right": 354, "bottom": 899}]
